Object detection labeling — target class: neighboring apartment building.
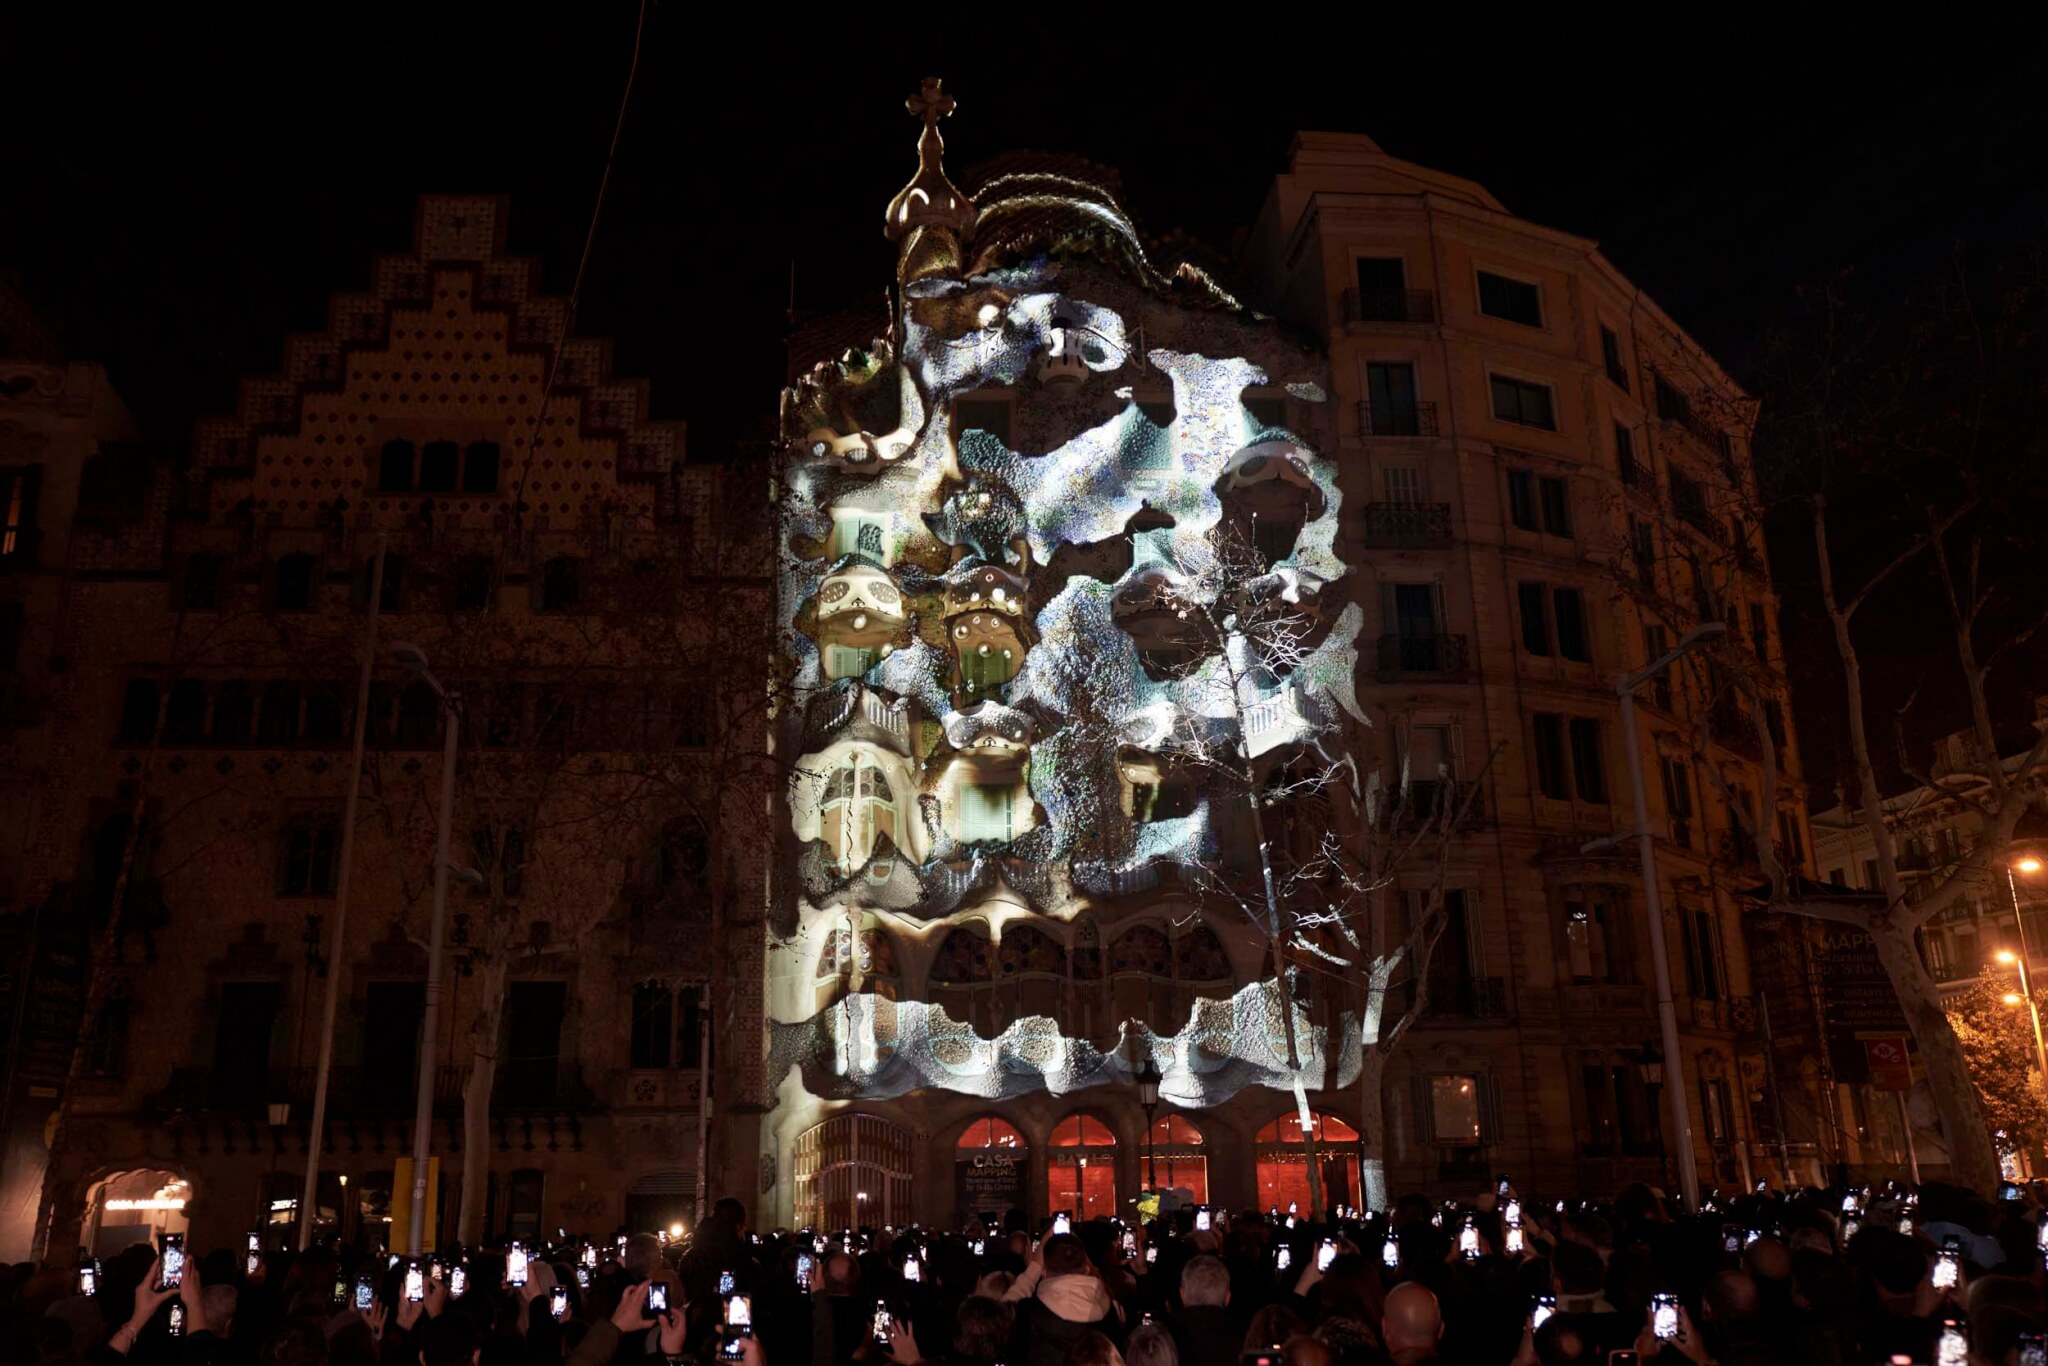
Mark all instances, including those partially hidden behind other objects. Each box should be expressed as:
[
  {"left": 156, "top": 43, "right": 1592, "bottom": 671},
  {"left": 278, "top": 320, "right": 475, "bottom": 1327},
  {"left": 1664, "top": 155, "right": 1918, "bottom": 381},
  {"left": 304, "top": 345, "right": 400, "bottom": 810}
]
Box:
[
  {"left": 756, "top": 95, "right": 1822, "bottom": 1226},
  {"left": 1238, "top": 132, "right": 1823, "bottom": 1195},
  {"left": 0, "top": 200, "right": 771, "bottom": 1258}
]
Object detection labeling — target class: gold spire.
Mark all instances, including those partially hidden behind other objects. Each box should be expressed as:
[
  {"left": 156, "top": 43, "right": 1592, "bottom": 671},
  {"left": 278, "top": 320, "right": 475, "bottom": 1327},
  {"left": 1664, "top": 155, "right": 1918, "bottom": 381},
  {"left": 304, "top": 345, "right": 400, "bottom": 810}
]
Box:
[{"left": 884, "top": 78, "right": 976, "bottom": 243}]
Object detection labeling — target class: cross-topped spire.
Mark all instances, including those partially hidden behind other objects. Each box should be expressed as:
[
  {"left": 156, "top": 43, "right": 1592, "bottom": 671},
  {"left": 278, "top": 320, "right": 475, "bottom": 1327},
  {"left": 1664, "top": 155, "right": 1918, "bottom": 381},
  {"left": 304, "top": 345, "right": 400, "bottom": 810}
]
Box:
[{"left": 884, "top": 76, "right": 975, "bottom": 244}]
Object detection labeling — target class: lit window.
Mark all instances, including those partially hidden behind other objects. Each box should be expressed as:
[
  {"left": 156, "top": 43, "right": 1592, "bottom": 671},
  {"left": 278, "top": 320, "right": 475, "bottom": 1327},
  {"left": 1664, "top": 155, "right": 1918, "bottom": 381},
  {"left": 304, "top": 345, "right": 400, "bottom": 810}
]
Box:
[{"left": 1429, "top": 1074, "right": 1484, "bottom": 1144}]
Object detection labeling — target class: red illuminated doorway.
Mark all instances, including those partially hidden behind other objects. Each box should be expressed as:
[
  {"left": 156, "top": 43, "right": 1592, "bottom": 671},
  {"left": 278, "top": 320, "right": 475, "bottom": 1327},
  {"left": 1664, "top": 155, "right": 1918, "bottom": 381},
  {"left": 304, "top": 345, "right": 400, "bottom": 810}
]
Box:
[
  {"left": 956, "top": 1116, "right": 1028, "bottom": 1224},
  {"left": 1254, "top": 1111, "right": 1360, "bottom": 1212},
  {"left": 1144, "top": 1113, "right": 1209, "bottom": 1202},
  {"left": 1047, "top": 1112, "right": 1117, "bottom": 1219}
]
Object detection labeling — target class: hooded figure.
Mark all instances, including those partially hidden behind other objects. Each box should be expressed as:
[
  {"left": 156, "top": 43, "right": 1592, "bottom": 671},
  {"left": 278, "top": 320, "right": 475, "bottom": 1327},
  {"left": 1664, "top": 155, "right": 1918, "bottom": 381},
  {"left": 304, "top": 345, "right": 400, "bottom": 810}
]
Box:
[{"left": 1005, "top": 1234, "right": 1123, "bottom": 1366}]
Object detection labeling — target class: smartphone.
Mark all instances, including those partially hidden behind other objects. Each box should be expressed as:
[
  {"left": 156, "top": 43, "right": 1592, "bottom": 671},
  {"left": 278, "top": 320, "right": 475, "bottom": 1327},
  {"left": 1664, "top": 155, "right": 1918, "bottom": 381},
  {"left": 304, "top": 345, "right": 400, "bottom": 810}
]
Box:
[
  {"left": 1933, "top": 1238, "right": 1961, "bottom": 1291},
  {"left": 719, "top": 1269, "right": 737, "bottom": 1297},
  {"left": 507, "top": 1242, "right": 529, "bottom": 1287},
  {"left": 796, "top": 1252, "right": 816, "bottom": 1289},
  {"left": 815, "top": 1233, "right": 829, "bottom": 1254},
  {"left": 1505, "top": 1224, "right": 1525, "bottom": 1255},
  {"left": 334, "top": 1276, "right": 348, "bottom": 1307},
  {"left": 1898, "top": 1210, "right": 1915, "bottom": 1236},
  {"left": 582, "top": 1243, "right": 599, "bottom": 1268},
  {"left": 1937, "top": 1315, "right": 1968, "bottom": 1366},
  {"left": 872, "top": 1301, "right": 893, "bottom": 1348},
  {"left": 2038, "top": 1218, "right": 2048, "bottom": 1252},
  {"left": 1243, "top": 1349, "right": 1283, "bottom": 1366},
  {"left": 1722, "top": 1224, "right": 1742, "bottom": 1255},
  {"left": 646, "top": 1281, "right": 671, "bottom": 1318},
  {"left": 1285, "top": 1214, "right": 1297, "bottom": 1229},
  {"left": 1458, "top": 1219, "right": 1480, "bottom": 1261},
  {"left": 1497, "top": 1174, "right": 1512, "bottom": 1197},
  {"left": 158, "top": 1233, "right": 186, "bottom": 1291},
  {"left": 450, "top": 1265, "right": 469, "bottom": 1297},
  {"left": 1381, "top": 1235, "right": 1400, "bottom": 1270},
  {"left": 1275, "top": 1244, "right": 1292, "bottom": 1271},
  {"left": 1122, "top": 1228, "right": 1137, "bottom": 1257},
  {"left": 1743, "top": 1227, "right": 1761, "bottom": 1247},
  {"left": 1651, "top": 1292, "right": 1679, "bottom": 1341},
  {"left": 550, "top": 1285, "right": 570, "bottom": 1321},
  {"left": 354, "top": 1274, "right": 375, "bottom": 1312},
  {"left": 728, "top": 1294, "right": 753, "bottom": 1332},
  {"left": 1145, "top": 1244, "right": 1158, "bottom": 1265},
  {"left": 1311, "top": 1236, "right": 1333, "bottom": 1271},
  {"left": 903, "top": 1255, "right": 921, "bottom": 1283},
  {"left": 970, "top": 1239, "right": 986, "bottom": 1257},
  {"left": 1609, "top": 1354, "right": 1639, "bottom": 1366},
  {"left": 2000, "top": 1181, "right": 2022, "bottom": 1201},
  {"left": 2017, "top": 1330, "right": 2046, "bottom": 1366},
  {"left": 1841, "top": 1216, "right": 1861, "bottom": 1242},
  {"left": 576, "top": 1265, "right": 590, "bottom": 1288},
  {"left": 1532, "top": 1294, "right": 1556, "bottom": 1330},
  {"left": 404, "top": 1261, "right": 425, "bottom": 1302},
  {"left": 1193, "top": 1207, "right": 1211, "bottom": 1232},
  {"left": 78, "top": 1261, "right": 97, "bottom": 1296},
  {"left": 1503, "top": 1198, "right": 1522, "bottom": 1225},
  {"left": 168, "top": 1301, "right": 186, "bottom": 1337},
  {"left": 1841, "top": 1190, "right": 1861, "bottom": 1214},
  {"left": 1053, "top": 1211, "right": 1072, "bottom": 1235}
]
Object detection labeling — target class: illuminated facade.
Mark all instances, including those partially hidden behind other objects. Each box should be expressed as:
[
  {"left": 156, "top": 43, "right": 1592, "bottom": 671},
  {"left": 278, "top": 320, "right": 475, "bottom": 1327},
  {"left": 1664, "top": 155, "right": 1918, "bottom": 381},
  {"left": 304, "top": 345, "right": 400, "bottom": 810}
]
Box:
[{"left": 763, "top": 104, "right": 1819, "bottom": 1222}]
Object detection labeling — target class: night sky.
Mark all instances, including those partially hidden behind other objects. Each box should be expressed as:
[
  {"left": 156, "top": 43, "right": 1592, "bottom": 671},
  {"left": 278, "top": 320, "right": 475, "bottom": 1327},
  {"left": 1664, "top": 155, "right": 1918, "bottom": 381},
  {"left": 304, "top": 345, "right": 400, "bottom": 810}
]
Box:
[{"left": 6, "top": 11, "right": 2044, "bottom": 796}]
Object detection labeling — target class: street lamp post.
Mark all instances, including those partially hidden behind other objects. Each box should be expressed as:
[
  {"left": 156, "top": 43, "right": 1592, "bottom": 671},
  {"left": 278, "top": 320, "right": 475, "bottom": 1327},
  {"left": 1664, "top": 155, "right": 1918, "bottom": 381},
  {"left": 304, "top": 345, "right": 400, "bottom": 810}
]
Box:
[
  {"left": 394, "top": 643, "right": 460, "bottom": 1257},
  {"left": 1135, "top": 1058, "right": 1162, "bottom": 1192},
  {"left": 1599, "top": 620, "right": 1726, "bottom": 1211}
]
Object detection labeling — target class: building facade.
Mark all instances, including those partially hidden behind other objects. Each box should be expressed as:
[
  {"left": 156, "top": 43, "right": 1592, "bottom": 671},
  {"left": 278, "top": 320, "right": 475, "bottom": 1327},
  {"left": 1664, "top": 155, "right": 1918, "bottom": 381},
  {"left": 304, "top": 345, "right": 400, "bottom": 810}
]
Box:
[
  {"left": 0, "top": 199, "right": 771, "bottom": 1259},
  {"left": 759, "top": 105, "right": 1823, "bottom": 1224}
]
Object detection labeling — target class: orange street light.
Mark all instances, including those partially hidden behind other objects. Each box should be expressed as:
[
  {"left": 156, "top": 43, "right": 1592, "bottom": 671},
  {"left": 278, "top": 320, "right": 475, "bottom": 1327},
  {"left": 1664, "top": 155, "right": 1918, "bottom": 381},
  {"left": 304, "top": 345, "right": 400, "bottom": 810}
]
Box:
[
  {"left": 2004, "top": 993, "right": 2026, "bottom": 1006},
  {"left": 1998, "top": 949, "right": 2020, "bottom": 965},
  {"left": 2018, "top": 857, "right": 2044, "bottom": 874}
]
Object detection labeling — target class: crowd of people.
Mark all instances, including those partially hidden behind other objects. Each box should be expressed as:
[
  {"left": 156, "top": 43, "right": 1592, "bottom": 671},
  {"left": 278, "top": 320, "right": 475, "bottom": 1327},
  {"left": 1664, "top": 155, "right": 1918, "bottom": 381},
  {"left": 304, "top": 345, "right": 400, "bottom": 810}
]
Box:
[{"left": 3, "top": 1180, "right": 2045, "bottom": 1365}]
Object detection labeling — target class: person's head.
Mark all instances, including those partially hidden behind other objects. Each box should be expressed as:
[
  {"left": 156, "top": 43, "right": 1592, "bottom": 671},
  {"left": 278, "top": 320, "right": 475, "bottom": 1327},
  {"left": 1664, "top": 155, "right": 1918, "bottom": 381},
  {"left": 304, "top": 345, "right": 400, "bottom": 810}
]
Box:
[
  {"left": 417, "top": 1312, "right": 483, "bottom": 1366},
  {"left": 1179, "top": 1254, "right": 1230, "bottom": 1309},
  {"left": 1066, "top": 1329, "right": 1124, "bottom": 1366},
  {"left": 202, "top": 1282, "right": 237, "bottom": 1336},
  {"left": 1741, "top": 1236, "right": 1791, "bottom": 1284},
  {"left": 1844, "top": 1226, "right": 1927, "bottom": 1302},
  {"left": 1278, "top": 1334, "right": 1332, "bottom": 1366},
  {"left": 954, "top": 1295, "right": 1014, "bottom": 1364},
  {"left": 624, "top": 1232, "right": 664, "bottom": 1280},
  {"left": 1041, "top": 1234, "right": 1090, "bottom": 1278},
  {"left": 1562, "top": 1210, "right": 1612, "bottom": 1253},
  {"left": 1531, "top": 1316, "right": 1595, "bottom": 1366},
  {"left": 1550, "top": 1240, "right": 1605, "bottom": 1298},
  {"left": 1126, "top": 1324, "right": 1179, "bottom": 1366},
  {"left": 823, "top": 1250, "right": 859, "bottom": 1294},
  {"left": 1243, "top": 1304, "right": 1307, "bottom": 1356},
  {"left": 973, "top": 1269, "right": 1014, "bottom": 1299},
  {"left": 714, "top": 1196, "right": 747, "bottom": 1232},
  {"left": 1701, "top": 1270, "right": 1760, "bottom": 1328},
  {"left": 1381, "top": 1282, "right": 1441, "bottom": 1353}
]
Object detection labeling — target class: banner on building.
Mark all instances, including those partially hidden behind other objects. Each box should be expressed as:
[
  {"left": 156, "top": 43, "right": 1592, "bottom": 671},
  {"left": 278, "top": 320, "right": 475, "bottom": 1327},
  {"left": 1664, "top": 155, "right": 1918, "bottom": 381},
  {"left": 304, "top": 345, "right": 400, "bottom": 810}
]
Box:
[
  {"left": 1817, "top": 926, "right": 1912, "bottom": 1083},
  {"left": 953, "top": 1150, "right": 1024, "bottom": 1224}
]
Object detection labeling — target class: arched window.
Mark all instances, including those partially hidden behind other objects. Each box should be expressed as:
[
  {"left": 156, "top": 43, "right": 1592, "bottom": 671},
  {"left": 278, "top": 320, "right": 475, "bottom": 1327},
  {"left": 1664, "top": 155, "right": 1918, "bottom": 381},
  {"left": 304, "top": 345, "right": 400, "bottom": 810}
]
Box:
[
  {"left": 164, "top": 680, "right": 208, "bottom": 744},
  {"left": 815, "top": 918, "right": 900, "bottom": 1011},
  {"left": 453, "top": 555, "right": 495, "bottom": 612},
  {"left": 1254, "top": 1111, "right": 1361, "bottom": 1214},
  {"left": 658, "top": 816, "right": 709, "bottom": 889},
  {"left": 117, "top": 679, "right": 160, "bottom": 743},
  {"left": 1047, "top": 1112, "right": 1117, "bottom": 1219},
  {"left": 303, "top": 684, "right": 344, "bottom": 744},
  {"left": 419, "top": 440, "right": 458, "bottom": 492},
  {"left": 1173, "top": 923, "right": 1235, "bottom": 1019},
  {"left": 211, "top": 680, "right": 253, "bottom": 744},
  {"left": 956, "top": 1115, "right": 1028, "bottom": 1224},
  {"left": 959, "top": 1116, "right": 1027, "bottom": 1150},
  {"left": 462, "top": 441, "right": 501, "bottom": 494},
  {"left": 274, "top": 553, "right": 316, "bottom": 611},
  {"left": 1000, "top": 923, "right": 1066, "bottom": 1020},
  {"left": 1144, "top": 1114, "right": 1210, "bottom": 1202},
  {"left": 819, "top": 754, "right": 900, "bottom": 877},
  {"left": 1110, "top": 925, "right": 1171, "bottom": 1033},
  {"left": 378, "top": 440, "right": 416, "bottom": 492}
]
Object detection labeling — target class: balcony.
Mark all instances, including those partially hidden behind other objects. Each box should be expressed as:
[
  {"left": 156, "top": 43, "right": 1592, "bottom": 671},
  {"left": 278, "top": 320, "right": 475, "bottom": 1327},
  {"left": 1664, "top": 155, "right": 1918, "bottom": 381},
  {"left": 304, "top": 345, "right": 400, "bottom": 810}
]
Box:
[
  {"left": 1359, "top": 502, "right": 1453, "bottom": 548},
  {"left": 1618, "top": 454, "right": 1653, "bottom": 492},
  {"left": 1376, "top": 632, "right": 1470, "bottom": 680},
  {"left": 1427, "top": 974, "right": 1510, "bottom": 1020},
  {"left": 1342, "top": 288, "right": 1436, "bottom": 325},
  {"left": 1356, "top": 400, "right": 1440, "bottom": 438},
  {"left": 1708, "top": 699, "right": 1762, "bottom": 758},
  {"left": 1384, "top": 781, "right": 1488, "bottom": 831}
]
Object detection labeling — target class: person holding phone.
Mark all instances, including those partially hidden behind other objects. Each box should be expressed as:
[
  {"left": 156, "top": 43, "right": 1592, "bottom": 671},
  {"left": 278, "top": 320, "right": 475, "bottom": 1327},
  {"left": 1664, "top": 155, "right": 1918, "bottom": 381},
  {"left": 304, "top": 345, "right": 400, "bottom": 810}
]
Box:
[{"left": 1001, "top": 1232, "right": 1121, "bottom": 1366}]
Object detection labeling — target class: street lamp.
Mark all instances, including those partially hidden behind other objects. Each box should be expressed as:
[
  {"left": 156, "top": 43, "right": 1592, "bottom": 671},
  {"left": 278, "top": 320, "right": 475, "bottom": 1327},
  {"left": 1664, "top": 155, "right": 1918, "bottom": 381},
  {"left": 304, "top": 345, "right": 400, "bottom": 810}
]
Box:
[
  {"left": 393, "top": 642, "right": 461, "bottom": 1257},
  {"left": 1995, "top": 947, "right": 2048, "bottom": 1084},
  {"left": 1135, "top": 1057, "right": 1162, "bottom": 1191},
  {"left": 1600, "top": 619, "right": 1726, "bottom": 1211},
  {"left": 2003, "top": 858, "right": 2048, "bottom": 1086}
]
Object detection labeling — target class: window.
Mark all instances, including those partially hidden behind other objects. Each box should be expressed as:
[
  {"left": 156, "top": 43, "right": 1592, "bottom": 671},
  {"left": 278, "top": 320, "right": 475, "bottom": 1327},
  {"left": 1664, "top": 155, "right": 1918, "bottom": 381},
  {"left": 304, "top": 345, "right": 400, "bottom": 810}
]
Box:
[
  {"left": 1490, "top": 375, "right": 1556, "bottom": 430},
  {"left": 821, "top": 756, "right": 900, "bottom": 874},
  {"left": 1477, "top": 270, "right": 1543, "bottom": 327},
  {"left": 1539, "top": 476, "right": 1572, "bottom": 535},
  {"left": 0, "top": 467, "right": 39, "bottom": 563},
  {"left": 501, "top": 981, "right": 565, "bottom": 1107},
  {"left": 1748, "top": 602, "right": 1770, "bottom": 660},
  {"left": 1563, "top": 885, "right": 1627, "bottom": 984},
  {"left": 630, "top": 983, "right": 672, "bottom": 1069},
  {"left": 1654, "top": 375, "right": 1691, "bottom": 423},
  {"left": 678, "top": 987, "right": 711, "bottom": 1069},
  {"left": 181, "top": 554, "right": 222, "bottom": 609},
  {"left": 362, "top": 553, "right": 404, "bottom": 612},
  {"left": 1429, "top": 1075, "right": 1484, "bottom": 1145},
  {"left": 1642, "top": 624, "right": 1672, "bottom": 708},
  {"left": 1382, "top": 466, "right": 1423, "bottom": 505},
  {"left": 539, "top": 557, "right": 582, "bottom": 612},
  {"left": 1423, "top": 889, "right": 1475, "bottom": 1015},
  {"left": 1554, "top": 588, "right": 1589, "bottom": 661},
  {"left": 958, "top": 783, "right": 1016, "bottom": 843},
  {"left": 274, "top": 553, "right": 316, "bottom": 611},
  {"left": 1581, "top": 1063, "right": 1617, "bottom": 1153},
  {"left": 1366, "top": 362, "right": 1421, "bottom": 435},
  {"left": 304, "top": 685, "right": 344, "bottom": 744},
  {"left": 164, "top": 680, "right": 207, "bottom": 743},
  {"left": 362, "top": 982, "right": 424, "bottom": 1111},
  {"left": 1614, "top": 423, "right": 1638, "bottom": 480},
  {"left": 1630, "top": 518, "right": 1657, "bottom": 582},
  {"left": 1778, "top": 809, "right": 1806, "bottom": 866},
  {"left": 419, "top": 441, "right": 458, "bottom": 492},
  {"left": 1685, "top": 907, "right": 1722, "bottom": 1000},
  {"left": 1507, "top": 470, "right": 1536, "bottom": 530},
  {"left": 1669, "top": 467, "right": 1708, "bottom": 527},
  {"left": 830, "top": 512, "right": 888, "bottom": 562},
  {"left": 658, "top": 817, "right": 709, "bottom": 888},
  {"left": 454, "top": 555, "right": 495, "bottom": 612},
  {"left": 279, "top": 814, "right": 340, "bottom": 895},
  {"left": 1533, "top": 714, "right": 1568, "bottom": 800},
  {"left": 1661, "top": 756, "right": 1694, "bottom": 843},
  {"left": 117, "top": 679, "right": 160, "bottom": 743},
  {"left": 1517, "top": 582, "right": 1551, "bottom": 656},
  {"left": 671, "top": 694, "right": 710, "bottom": 750},
  {"left": 1701, "top": 1077, "right": 1731, "bottom": 1144},
  {"left": 1569, "top": 719, "right": 1608, "bottom": 803},
  {"left": 463, "top": 442, "right": 501, "bottom": 494},
  {"left": 212, "top": 680, "right": 253, "bottom": 744},
  {"left": 1354, "top": 258, "right": 1408, "bottom": 319},
  {"left": 258, "top": 681, "right": 301, "bottom": 745},
  {"left": 378, "top": 440, "right": 415, "bottom": 492},
  {"left": 1601, "top": 325, "right": 1629, "bottom": 388},
  {"left": 213, "top": 981, "right": 281, "bottom": 1106},
  {"left": 397, "top": 681, "right": 440, "bottom": 747},
  {"left": 954, "top": 398, "right": 1012, "bottom": 446}
]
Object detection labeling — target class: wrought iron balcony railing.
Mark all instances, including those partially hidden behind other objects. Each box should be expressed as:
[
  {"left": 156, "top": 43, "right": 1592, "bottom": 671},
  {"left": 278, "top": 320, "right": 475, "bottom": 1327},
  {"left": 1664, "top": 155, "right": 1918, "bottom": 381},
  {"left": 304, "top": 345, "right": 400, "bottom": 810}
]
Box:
[
  {"left": 1342, "top": 288, "right": 1437, "bottom": 325},
  {"left": 1376, "top": 633, "right": 1470, "bottom": 679},
  {"left": 1359, "top": 502, "right": 1452, "bottom": 547},
  {"left": 1356, "top": 400, "right": 1440, "bottom": 438}
]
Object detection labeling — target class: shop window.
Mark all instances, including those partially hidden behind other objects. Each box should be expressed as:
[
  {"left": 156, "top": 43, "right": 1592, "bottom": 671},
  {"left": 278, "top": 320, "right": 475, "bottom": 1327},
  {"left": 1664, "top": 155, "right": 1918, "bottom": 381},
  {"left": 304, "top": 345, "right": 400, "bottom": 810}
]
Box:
[{"left": 1047, "top": 1113, "right": 1118, "bottom": 1219}]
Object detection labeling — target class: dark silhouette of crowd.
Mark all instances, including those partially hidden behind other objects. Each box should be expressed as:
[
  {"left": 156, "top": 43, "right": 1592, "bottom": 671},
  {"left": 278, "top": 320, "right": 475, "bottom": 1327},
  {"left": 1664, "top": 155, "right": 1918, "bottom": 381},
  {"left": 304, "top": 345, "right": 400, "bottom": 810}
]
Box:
[{"left": 5, "top": 1180, "right": 2045, "bottom": 1365}]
